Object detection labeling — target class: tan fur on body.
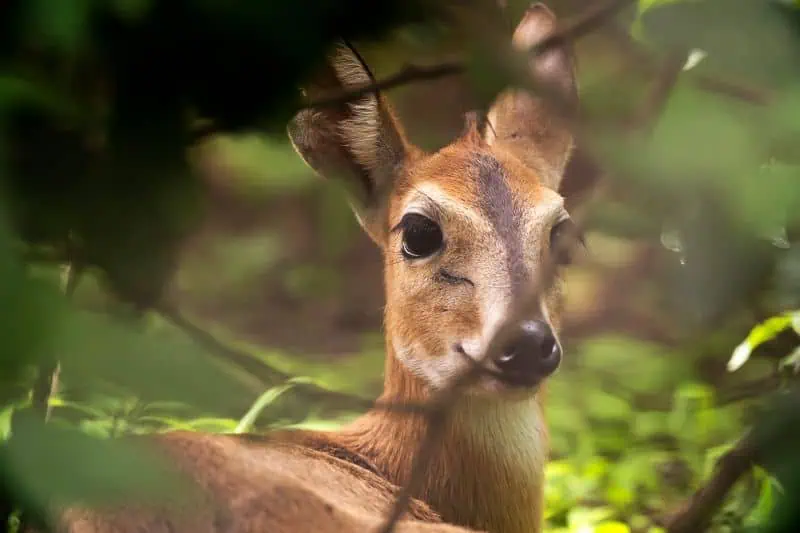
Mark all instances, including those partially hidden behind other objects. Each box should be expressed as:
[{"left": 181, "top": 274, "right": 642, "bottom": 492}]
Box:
[
  {"left": 50, "top": 432, "right": 473, "bottom": 533},
  {"left": 43, "top": 4, "right": 595, "bottom": 533}
]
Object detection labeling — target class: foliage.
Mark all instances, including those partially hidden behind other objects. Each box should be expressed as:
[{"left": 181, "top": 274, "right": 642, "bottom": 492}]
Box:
[{"left": 0, "top": 0, "right": 799, "bottom": 532}]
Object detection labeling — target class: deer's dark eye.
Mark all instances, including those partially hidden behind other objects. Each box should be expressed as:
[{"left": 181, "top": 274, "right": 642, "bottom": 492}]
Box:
[
  {"left": 550, "top": 218, "right": 581, "bottom": 265},
  {"left": 400, "top": 213, "right": 443, "bottom": 259}
]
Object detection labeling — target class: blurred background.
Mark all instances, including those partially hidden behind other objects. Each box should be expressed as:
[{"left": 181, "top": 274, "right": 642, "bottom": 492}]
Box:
[{"left": 0, "top": 0, "right": 799, "bottom": 532}]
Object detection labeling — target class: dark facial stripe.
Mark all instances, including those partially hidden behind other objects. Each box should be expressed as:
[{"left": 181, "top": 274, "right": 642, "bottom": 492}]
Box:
[{"left": 474, "top": 153, "right": 527, "bottom": 290}]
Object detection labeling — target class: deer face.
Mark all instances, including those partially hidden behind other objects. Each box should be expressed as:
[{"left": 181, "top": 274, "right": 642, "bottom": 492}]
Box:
[
  {"left": 383, "top": 140, "right": 579, "bottom": 394},
  {"left": 289, "top": 4, "right": 588, "bottom": 396}
]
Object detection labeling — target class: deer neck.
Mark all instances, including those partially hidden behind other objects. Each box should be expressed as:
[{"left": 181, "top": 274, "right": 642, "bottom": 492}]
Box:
[{"left": 338, "top": 342, "right": 548, "bottom": 533}]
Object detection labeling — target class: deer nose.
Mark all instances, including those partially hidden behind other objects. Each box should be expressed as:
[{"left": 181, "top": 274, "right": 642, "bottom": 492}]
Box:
[{"left": 494, "top": 320, "right": 561, "bottom": 384}]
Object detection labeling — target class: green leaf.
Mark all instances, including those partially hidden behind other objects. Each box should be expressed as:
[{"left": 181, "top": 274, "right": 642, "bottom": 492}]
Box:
[
  {"left": 728, "top": 312, "right": 799, "bottom": 372},
  {"left": 1, "top": 414, "right": 191, "bottom": 510},
  {"left": 111, "top": 0, "right": 153, "bottom": 21},
  {"left": 281, "top": 413, "right": 360, "bottom": 432},
  {"left": 633, "top": 411, "right": 669, "bottom": 440},
  {"left": 134, "top": 415, "right": 195, "bottom": 431},
  {"left": 567, "top": 507, "right": 615, "bottom": 530},
  {"left": 0, "top": 404, "right": 14, "bottom": 441},
  {"left": 669, "top": 383, "right": 715, "bottom": 445},
  {"left": 48, "top": 398, "right": 108, "bottom": 420},
  {"left": 22, "top": 0, "right": 93, "bottom": 53},
  {"left": 234, "top": 379, "right": 308, "bottom": 434},
  {"left": 595, "top": 521, "right": 631, "bottom": 533},
  {"left": 745, "top": 469, "right": 779, "bottom": 527},
  {"left": 181, "top": 417, "right": 240, "bottom": 433},
  {"left": 586, "top": 390, "right": 632, "bottom": 422}
]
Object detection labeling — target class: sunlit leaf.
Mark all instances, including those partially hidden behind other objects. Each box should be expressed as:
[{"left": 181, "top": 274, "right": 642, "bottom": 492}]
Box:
[
  {"left": 745, "top": 469, "right": 780, "bottom": 527},
  {"left": 586, "top": 390, "right": 632, "bottom": 422},
  {"left": 281, "top": 413, "right": 360, "bottom": 432},
  {"left": 234, "top": 378, "right": 310, "bottom": 433},
  {"left": 669, "top": 383, "right": 716, "bottom": 454},
  {"left": 595, "top": 521, "right": 631, "bottom": 533},
  {"left": 728, "top": 312, "right": 799, "bottom": 372},
  {"left": 181, "top": 417, "right": 240, "bottom": 433}
]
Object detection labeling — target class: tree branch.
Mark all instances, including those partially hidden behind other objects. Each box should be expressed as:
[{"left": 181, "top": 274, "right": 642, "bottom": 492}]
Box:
[
  {"left": 304, "top": 62, "right": 465, "bottom": 109},
  {"left": 305, "top": 0, "right": 637, "bottom": 111},
  {"left": 666, "top": 388, "right": 800, "bottom": 532},
  {"left": 605, "top": 22, "right": 773, "bottom": 107},
  {"left": 31, "top": 262, "right": 82, "bottom": 419},
  {"left": 628, "top": 49, "right": 688, "bottom": 132},
  {"left": 153, "top": 301, "right": 377, "bottom": 412}
]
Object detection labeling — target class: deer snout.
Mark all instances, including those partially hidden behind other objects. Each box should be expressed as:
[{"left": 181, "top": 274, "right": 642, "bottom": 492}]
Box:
[{"left": 494, "top": 320, "right": 561, "bottom": 386}]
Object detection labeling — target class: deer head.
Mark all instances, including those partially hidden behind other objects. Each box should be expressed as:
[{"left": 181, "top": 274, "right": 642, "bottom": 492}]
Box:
[{"left": 288, "top": 3, "right": 589, "bottom": 397}]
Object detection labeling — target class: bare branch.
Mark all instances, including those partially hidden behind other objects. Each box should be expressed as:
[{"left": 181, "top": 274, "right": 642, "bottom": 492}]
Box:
[
  {"left": 31, "top": 261, "right": 82, "bottom": 419},
  {"left": 666, "top": 434, "right": 758, "bottom": 532},
  {"left": 628, "top": 49, "right": 688, "bottom": 133},
  {"left": 666, "top": 388, "right": 800, "bottom": 532},
  {"left": 304, "top": 62, "right": 465, "bottom": 109},
  {"left": 154, "top": 301, "right": 379, "bottom": 412},
  {"left": 156, "top": 301, "right": 291, "bottom": 385},
  {"left": 305, "top": 0, "right": 637, "bottom": 111},
  {"left": 692, "top": 76, "right": 772, "bottom": 106},
  {"left": 605, "top": 22, "right": 773, "bottom": 107}
]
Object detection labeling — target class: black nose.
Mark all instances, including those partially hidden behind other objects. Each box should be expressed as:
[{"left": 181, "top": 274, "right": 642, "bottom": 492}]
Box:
[{"left": 494, "top": 320, "right": 561, "bottom": 385}]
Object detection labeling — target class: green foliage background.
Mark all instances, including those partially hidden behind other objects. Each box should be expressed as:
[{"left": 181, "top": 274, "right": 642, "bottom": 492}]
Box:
[{"left": 0, "top": 0, "right": 799, "bottom": 532}]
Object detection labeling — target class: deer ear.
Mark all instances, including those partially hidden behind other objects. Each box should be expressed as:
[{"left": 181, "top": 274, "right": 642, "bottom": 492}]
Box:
[
  {"left": 287, "top": 44, "right": 410, "bottom": 244},
  {"left": 484, "top": 3, "right": 578, "bottom": 191}
]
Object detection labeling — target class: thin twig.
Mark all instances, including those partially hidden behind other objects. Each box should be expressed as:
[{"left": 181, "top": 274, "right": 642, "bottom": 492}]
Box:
[
  {"left": 154, "top": 301, "right": 382, "bottom": 412},
  {"left": 536, "top": 0, "right": 636, "bottom": 50},
  {"left": 304, "top": 62, "right": 465, "bottom": 109},
  {"left": 305, "top": 0, "right": 637, "bottom": 111},
  {"left": 628, "top": 49, "right": 688, "bottom": 132},
  {"left": 605, "top": 21, "right": 773, "bottom": 107},
  {"left": 185, "top": 0, "right": 770, "bottom": 142},
  {"left": 31, "top": 262, "right": 82, "bottom": 419},
  {"left": 155, "top": 301, "right": 291, "bottom": 385},
  {"left": 19, "top": 260, "right": 83, "bottom": 533},
  {"left": 692, "top": 76, "right": 772, "bottom": 106}
]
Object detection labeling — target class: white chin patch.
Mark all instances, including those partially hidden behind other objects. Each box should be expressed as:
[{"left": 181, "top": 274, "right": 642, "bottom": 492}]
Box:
[{"left": 393, "top": 340, "right": 467, "bottom": 390}]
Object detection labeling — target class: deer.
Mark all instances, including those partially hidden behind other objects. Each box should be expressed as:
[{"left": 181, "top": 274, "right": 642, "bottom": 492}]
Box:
[{"left": 36, "top": 3, "right": 594, "bottom": 533}]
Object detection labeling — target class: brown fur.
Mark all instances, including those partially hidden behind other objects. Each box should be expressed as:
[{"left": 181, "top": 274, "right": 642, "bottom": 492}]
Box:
[
  {"left": 44, "top": 4, "right": 595, "bottom": 533},
  {"left": 41, "top": 432, "right": 477, "bottom": 533}
]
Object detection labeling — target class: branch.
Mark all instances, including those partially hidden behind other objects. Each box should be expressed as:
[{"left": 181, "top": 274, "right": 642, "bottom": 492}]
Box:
[
  {"left": 628, "top": 49, "right": 688, "bottom": 133},
  {"left": 692, "top": 76, "right": 772, "bottom": 106},
  {"left": 304, "top": 62, "right": 464, "bottom": 109},
  {"left": 666, "top": 388, "right": 800, "bottom": 532},
  {"left": 155, "top": 301, "right": 291, "bottom": 385},
  {"left": 605, "top": 22, "right": 773, "bottom": 107},
  {"left": 665, "top": 433, "right": 757, "bottom": 533},
  {"left": 31, "top": 261, "right": 82, "bottom": 419},
  {"left": 153, "top": 301, "right": 377, "bottom": 412},
  {"left": 305, "top": 0, "right": 637, "bottom": 111}
]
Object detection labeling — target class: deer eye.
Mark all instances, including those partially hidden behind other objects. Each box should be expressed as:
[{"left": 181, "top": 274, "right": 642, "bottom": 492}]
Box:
[
  {"left": 400, "top": 213, "right": 443, "bottom": 260},
  {"left": 550, "top": 218, "right": 581, "bottom": 265}
]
